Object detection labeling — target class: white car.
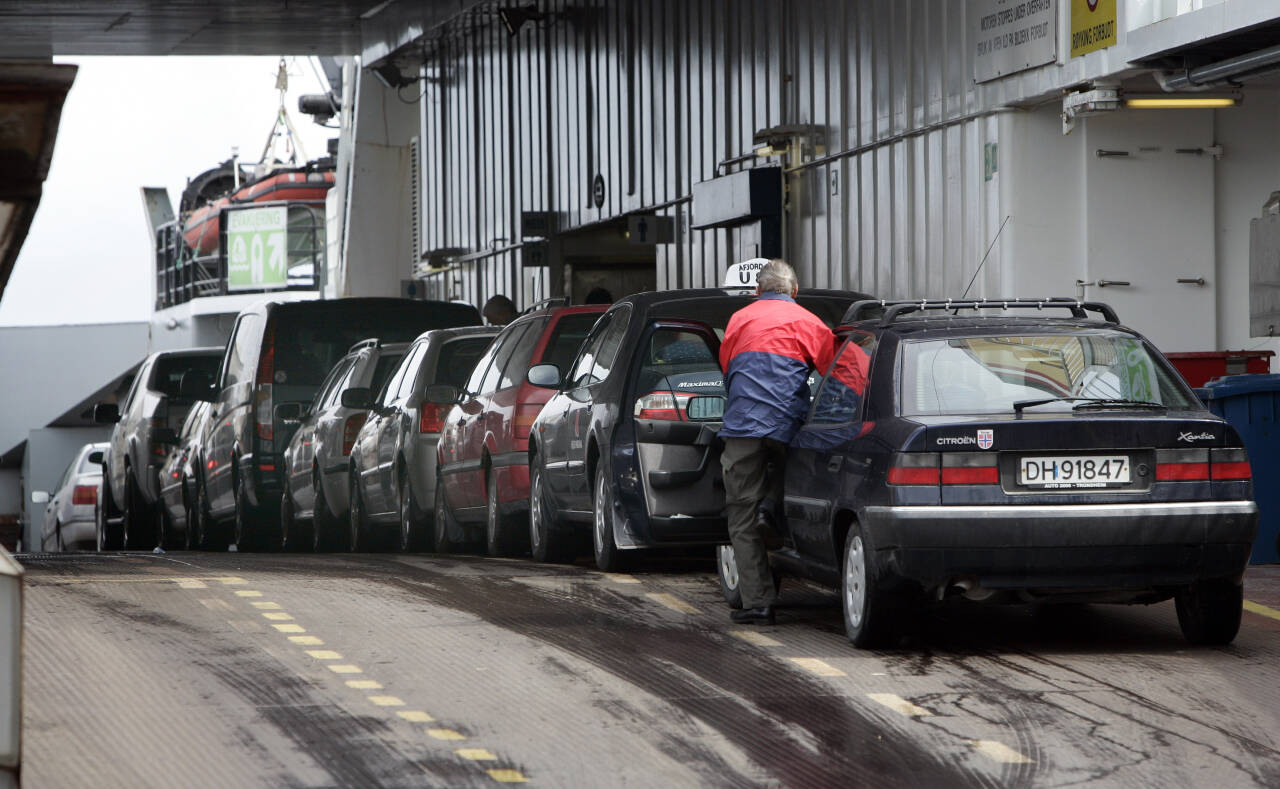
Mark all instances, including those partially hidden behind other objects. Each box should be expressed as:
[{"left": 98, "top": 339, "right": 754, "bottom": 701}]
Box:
[{"left": 38, "top": 442, "right": 109, "bottom": 551}]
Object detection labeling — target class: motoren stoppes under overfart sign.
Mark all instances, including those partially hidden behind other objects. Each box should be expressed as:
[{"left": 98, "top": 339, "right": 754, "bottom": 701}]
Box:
[{"left": 1071, "top": 0, "right": 1117, "bottom": 58}]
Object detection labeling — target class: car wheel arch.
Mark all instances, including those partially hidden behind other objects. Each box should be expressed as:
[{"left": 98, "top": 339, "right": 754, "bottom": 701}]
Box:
[
  {"left": 586, "top": 437, "right": 600, "bottom": 496},
  {"left": 831, "top": 508, "right": 858, "bottom": 559}
]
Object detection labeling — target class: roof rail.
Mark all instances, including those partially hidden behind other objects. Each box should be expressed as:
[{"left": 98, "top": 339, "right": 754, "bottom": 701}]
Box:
[
  {"left": 840, "top": 298, "right": 1120, "bottom": 327},
  {"left": 346, "top": 337, "right": 380, "bottom": 354},
  {"left": 520, "top": 297, "right": 569, "bottom": 315}
]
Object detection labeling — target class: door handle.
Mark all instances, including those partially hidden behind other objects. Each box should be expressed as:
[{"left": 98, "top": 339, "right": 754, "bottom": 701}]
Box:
[{"left": 827, "top": 456, "right": 844, "bottom": 472}]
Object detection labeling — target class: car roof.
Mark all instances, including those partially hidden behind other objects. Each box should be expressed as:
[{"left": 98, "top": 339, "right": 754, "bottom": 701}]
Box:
[
  {"left": 412, "top": 325, "right": 502, "bottom": 344},
  {"left": 617, "top": 287, "right": 869, "bottom": 310},
  {"left": 147, "top": 346, "right": 224, "bottom": 360}
]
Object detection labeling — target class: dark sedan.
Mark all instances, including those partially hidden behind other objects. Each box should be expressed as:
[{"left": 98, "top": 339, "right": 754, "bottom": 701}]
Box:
[
  {"left": 525, "top": 288, "right": 864, "bottom": 570},
  {"left": 713, "top": 298, "right": 1259, "bottom": 647}
]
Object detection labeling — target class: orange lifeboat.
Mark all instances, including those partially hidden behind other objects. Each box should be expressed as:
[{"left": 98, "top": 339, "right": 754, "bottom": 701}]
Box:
[{"left": 182, "top": 169, "right": 334, "bottom": 255}]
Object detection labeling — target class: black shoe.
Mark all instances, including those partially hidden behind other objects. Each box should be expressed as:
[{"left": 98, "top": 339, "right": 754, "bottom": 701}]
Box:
[{"left": 730, "top": 605, "right": 776, "bottom": 625}]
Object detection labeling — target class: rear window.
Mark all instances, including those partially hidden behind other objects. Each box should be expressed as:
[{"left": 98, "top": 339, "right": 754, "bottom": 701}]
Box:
[
  {"left": 632, "top": 329, "right": 724, "bottom": 422},
  {"left": 434, "top": 337, "right": 494, "bottom": 388},
  {"left": 899, "top": 331, "right": 1200, "bottom": 416},
  {"left": 269, "top": 300, "right": 480, "bottom": 399},
  {"left": 541, "top": 312, "right": 602, "bottom": 372},
  {"left": 151, "top": 354, "right": 221, "bottom": 398},
  {"left": 369, "top": 352, "right": 406, "bottom": 395}
]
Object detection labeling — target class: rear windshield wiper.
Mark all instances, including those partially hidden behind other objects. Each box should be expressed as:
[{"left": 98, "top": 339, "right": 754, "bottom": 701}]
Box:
[
  {"left": 1071, "top": 398, "right": 1167, "bottom": 411},
  {"left": 1012, "top": 396, "right": 1167, "bottom": 414}
]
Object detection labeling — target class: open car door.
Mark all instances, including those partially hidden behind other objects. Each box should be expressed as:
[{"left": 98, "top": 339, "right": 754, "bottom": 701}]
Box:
[{"left": 630, "top": 320, "right": 728, "bottom": 542}]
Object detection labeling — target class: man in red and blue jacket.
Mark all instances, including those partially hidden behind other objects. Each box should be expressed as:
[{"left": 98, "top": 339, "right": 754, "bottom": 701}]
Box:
[{"left": 719, "top": 259, "right": 835, "bottom": 624}]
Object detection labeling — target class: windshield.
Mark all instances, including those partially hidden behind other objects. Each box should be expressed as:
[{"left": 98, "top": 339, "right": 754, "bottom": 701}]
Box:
[{"left": 899, "top": 331, "right": 1199, "bottom": 416}]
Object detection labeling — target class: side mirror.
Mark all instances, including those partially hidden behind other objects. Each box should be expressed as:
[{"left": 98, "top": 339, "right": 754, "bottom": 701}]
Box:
[
  {"left": 88, "top": 450, "right": 104, "bottom": 465},
  {"left": 30, "top": 491, "right": 49, "bottom": 505},
  {"left": 152, "top": 427, "right": 179, "bottom": 446},
  {"left": 274, "top": 402, "right": 305, "bottom": 423},
  {"left": 424, "top": 384, "right": 460, "bottom": 404},
  {"left": 526, "top": 363, "right": 561, "bottom": 389},
  {"left": 179, "top": 370, "right": 217, "bottom": 402},
  {"left": 686, "top": 395, "right": 727, "bottom": 421},
  {"left": 340, "top": 387, "right": 373, "bottom": 410},
  {"left": 93, "top": 403, "right": 120, "bottom": 424}
]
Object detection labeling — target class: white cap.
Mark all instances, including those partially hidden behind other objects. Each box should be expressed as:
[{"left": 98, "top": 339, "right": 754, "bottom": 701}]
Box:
[{"left": 722, "top": 257, "right": 770, "bottom": 289}]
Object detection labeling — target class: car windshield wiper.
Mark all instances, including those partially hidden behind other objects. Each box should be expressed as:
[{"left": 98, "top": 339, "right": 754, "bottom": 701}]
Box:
[
  {"left": 1013, "top": 396, "right": 1168, "bottom": 414},
  {"left": 1071, "top": 398, "right": 1167, "bottom": 411}
]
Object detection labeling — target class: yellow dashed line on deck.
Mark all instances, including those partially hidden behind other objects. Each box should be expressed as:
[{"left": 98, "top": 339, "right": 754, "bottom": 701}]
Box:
[
  {"left": 235, "top": 590, "right": 263, "bottom": 597},
  {"left": 600, "top": 573, "right": 640, "bottom": 584},
  {"left": 272, "top": 623, "right": 305, "bottom": 633},
  {"left": 973, "top": 740, "right": 1034, "bottom": 764},
  {"left": 790, "top": 657, "right": 845, "bottom": 677},
  {"left": 262, "top": 612, "right": 295, "bottom": 621},
  {"left": 427, "top": 729, "right": 467, "bottom": 741},
  {"left": 645, "top": 592, "right": 700, "bottom": 614},
  {"left": 868, "top": 693, "right": 932, "bottom": 717},
  {"left": 327, "top": 664, "right": 363, "bottom": 674},
  {"left": 730, "top": 630, "right": 782, "bottom": 647},
  {"left": 289, "top": 635, "right": 324, "bottom": 646},
  {"left": 346, "top": 680, "right": 383, "bottom": 690},
  {"left": 457, "top": 748, "right": 497, "bottom": 761},
  {"left": 487, "top": 768, "right": 528, "bottom": 783},
  {"left": 1244, "top": 600, "right": 1280, "bottom": 622},
  {"left": 251, "top": 601, "right": 282, "bottom": 610},
  {"left": 305, "top": 650, "right": 342, "bottom": 660},
  {"left": 175, "top": 579, "right": 207, "bottom": 589},
  {"left": 398, "top": 710, "right": 435, "bottom": 723},
  {"left": 217, "top": 577, "right": 247, "bottom": 585},
  {"left": 369, "top": 696, "right": 405, "bottom": 707}
]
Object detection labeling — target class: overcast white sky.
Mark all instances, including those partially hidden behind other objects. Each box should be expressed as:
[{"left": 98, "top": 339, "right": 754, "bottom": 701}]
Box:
[{"left": 0, "top": 57, "right": 338, "bottom": 326}]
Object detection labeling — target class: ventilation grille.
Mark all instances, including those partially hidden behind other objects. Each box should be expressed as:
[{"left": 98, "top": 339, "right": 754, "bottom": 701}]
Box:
[{"left": 409, "top": 136, "right": 422, "bottom": 276}]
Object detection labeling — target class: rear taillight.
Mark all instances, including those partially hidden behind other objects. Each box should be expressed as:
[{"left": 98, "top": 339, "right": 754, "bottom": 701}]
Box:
[
  {"left": 634, "top": 392, "right": 689, "bottom": 421},
  {"left": 941, "top": 453, "right": 999, "bottom": 485},
  {"left": 342, "top": 413, "right": 367, "bottom": 456},
  {"left": 72, "top": 485, "right": 97, "bottom": 506},
  {"left": 889, "top": 452, "right": 999, "bottom": 486},
  {"left": 888, "top": 453, "right": 940, "bottom": 485},
  {"left": 1156, "top": 449, "right": 1209, "bottom": 481},
  {"left": 256, "top": 324, "right": 275, "bottom": 441},
  {"left": 419, "top": 403, "right": 445, "bottom": 434},
  {"left": 514, "top": 403, "right": 541, "bottom": 440},
  {"left": 1211, "top": 447, "right": 1251, "bottom": 480}
]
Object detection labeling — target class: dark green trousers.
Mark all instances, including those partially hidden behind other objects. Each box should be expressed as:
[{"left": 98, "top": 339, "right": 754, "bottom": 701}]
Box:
[{"left": 721, "top": 436, "right": 786, "bottom": 609}]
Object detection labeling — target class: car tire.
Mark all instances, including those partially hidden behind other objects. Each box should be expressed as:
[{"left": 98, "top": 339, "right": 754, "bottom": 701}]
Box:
[
  {"left": 348, "top": 474, "right": 369, "bottom": 552},
  {"left": 592, "top": 465, "right": 629, "bottom": 572},
  {"left": 1175, "top": 579, "right": 1244, "bottom": 646},
  {"left": 433, "top": 475, "right": 459, "bottom": 554},
  {"left": 280, "top": 490, "right": 308, "bottom": 553},
  {"left": 312, "top": 470, "right": 339, "bottom": 553},
  {"left": 191, "top": 476, "right": 225, "bottom": 551},
  {"left": 842, "top": 522, "right": 893, "bottom": 649},
  {"left": 485, "top": 470, "right": 518, "bottom": 557},
  {"left": 122, "top": 468, "right": 157, "bottom": 551},
  {"left": 97, "top": 469, "right": 123, "bottom": 551},
  {"left": 54, "top": 522, "right": 65, "bottom": 553},
  {"left": 156, "top": 505, "right": 176, "bottom": 551},
  {"left": 398, "top": 470, "right": 423, "bottom": 553},
  {"left": 182, "top": 479, "right": 198, "bottom": 551},
  {"left": 530, "top": 457, "right": 573, "bottom": 564},
  {"left": 716, "top": 544, "right": 744, "bottom": 609},
  {"left": 233, "top": 473, "right": 273, "bottom": 553}
]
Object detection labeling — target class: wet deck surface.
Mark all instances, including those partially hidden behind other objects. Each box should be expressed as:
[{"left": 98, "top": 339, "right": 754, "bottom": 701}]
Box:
[{"left": 18, "top": 551, "right": 1280, "bottom": 787}]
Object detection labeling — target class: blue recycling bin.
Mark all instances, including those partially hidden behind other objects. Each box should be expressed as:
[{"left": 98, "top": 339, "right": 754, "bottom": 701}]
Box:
[{"left": 1196, "top": 374, "right": 1280, "bottom": 564}]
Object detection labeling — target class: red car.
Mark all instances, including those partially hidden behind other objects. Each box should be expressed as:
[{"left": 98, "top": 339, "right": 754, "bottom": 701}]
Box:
[{"left": 434, "top": 304, "right": 608, "bottom": 555}]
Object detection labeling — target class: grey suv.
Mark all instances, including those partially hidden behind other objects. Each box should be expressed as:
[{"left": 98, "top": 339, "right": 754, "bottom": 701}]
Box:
[{"left": 95, "top": 348, "right": 224, "bottom": 550}]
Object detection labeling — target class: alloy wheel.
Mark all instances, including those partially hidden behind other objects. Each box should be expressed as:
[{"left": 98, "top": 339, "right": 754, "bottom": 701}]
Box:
[{"left": 844, "top": 533, "right": 867, "bottom": 629}]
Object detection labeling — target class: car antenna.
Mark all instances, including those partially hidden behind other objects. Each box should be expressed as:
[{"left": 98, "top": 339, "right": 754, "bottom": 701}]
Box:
[{"left": 959, "top": 215, "right": 1011, "bottom": 302}]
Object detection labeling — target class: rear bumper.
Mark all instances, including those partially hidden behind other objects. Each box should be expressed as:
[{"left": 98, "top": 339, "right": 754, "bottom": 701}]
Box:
[{"left": 862, "top": 501, "right": 1258, "bottom": 591}]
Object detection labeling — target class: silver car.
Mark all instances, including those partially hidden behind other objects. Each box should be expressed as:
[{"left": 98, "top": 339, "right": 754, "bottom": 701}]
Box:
[
  {"left": 348, "top": 326, "right": 499, "bottom": 552},
  {"left": 280, "top": 339, "right": 409, "bottom": 552},
  {"left": 38, "top": 442, "right": 109, "bottom": 551}
]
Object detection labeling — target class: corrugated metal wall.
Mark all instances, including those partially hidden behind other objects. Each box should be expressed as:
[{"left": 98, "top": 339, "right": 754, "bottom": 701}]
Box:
[{"left": 416, "top": 0, "right": 1005, "bottom": 304}]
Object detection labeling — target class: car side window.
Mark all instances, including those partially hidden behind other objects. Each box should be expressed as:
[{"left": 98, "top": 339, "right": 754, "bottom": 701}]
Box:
[
  {"left": 498, "top": 320, "right": 543, "bottom": 389},
  {"left": 809, "top": 332, "right": 876, "bottom": 425},
  {"left": 120, "top": 364, "right": 146, "bottom": 413},
  {"left": 567, "top": 306, "right": 630, "bottom": 388},
  {"left": 463, "top": 336, "right": 502, "bottom": 396},
  {"left": 479, "top": 327, "right": 524, "bottom": 395},
  {"left": 313, "top": 357, "right": 353, "bottom": 411},
  {"left": 393, "top": 345, "right": 428, "bottom": 400},
  {"left": 223, "top": 313, "right": 262, "bottom": 389}
]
